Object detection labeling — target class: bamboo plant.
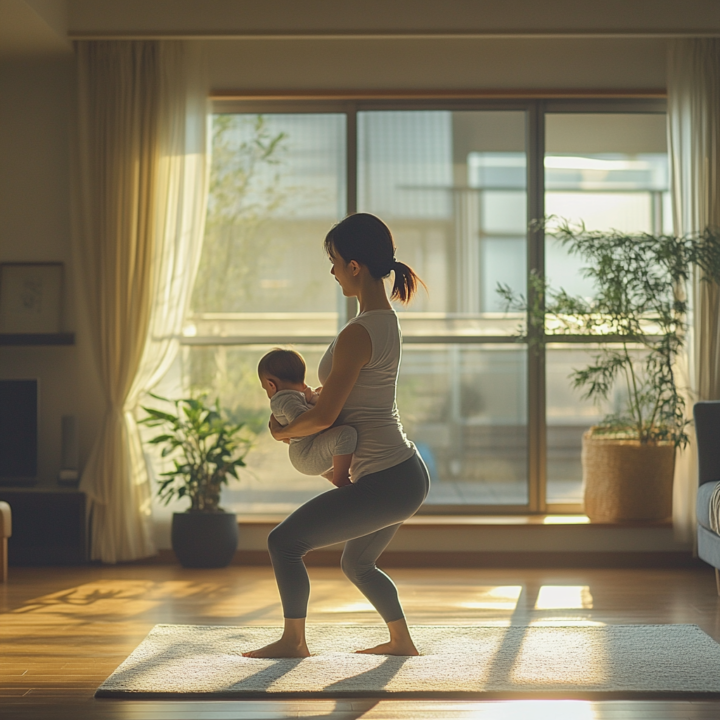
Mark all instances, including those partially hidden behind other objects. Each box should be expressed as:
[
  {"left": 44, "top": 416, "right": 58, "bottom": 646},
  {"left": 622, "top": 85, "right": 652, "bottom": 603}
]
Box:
[
  {"left": 139, "top": 394, "right": 253, "bottom": 512},
  {"left": 497, "top": 219, "right": 720, "bottom": 448}
]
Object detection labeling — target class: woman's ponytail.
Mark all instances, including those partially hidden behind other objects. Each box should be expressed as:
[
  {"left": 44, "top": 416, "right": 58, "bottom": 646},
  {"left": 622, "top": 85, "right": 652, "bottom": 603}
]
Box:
[
  {"left": 391, "top": 260, "right": 425, "bottom": 304},
  {"left": 325, "top": 213, "right": 426, "bottom": 305}
]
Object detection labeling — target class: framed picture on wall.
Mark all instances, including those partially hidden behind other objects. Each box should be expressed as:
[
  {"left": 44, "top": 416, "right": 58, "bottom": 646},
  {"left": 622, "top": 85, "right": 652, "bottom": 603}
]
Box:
[{"left": 0, "top": 262, "right": 64, "bottom": 334}]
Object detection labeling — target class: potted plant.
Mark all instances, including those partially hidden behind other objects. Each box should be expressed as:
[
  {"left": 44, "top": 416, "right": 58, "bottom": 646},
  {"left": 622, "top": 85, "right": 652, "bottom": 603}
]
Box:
[
  {"left": 499, "top": 219, "right": 720, "bottom": 522},
  {"left": 140, "top": 394, "right": 253, "bottom": 567}
]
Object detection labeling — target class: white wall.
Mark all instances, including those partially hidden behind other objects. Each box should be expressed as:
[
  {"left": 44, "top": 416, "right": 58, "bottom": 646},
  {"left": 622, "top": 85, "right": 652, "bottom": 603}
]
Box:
[
  {"left": 0, "top": 55, "right": 103, "bottom": 484},
  {"left": 206, "top": 37, "right": 667, "bottom": 92}
]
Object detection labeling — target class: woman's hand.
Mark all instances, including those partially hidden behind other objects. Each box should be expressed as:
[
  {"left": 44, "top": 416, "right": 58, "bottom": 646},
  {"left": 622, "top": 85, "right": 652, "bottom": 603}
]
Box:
[
  {"left": 269, "top": 414, "right": 291, "bottom": 443},
  {"left": 303, "top": 385, "right": 319, "bottom": 405}
]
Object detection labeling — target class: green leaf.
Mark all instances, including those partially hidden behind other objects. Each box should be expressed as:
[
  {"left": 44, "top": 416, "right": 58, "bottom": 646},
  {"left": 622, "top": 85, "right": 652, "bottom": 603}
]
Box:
[
  {"left": 148, "top": 434, "right": 174, "bottom": 444},
  {"left": 494, "top": 218, "right": 720, "bottom": 446},
  {"left": 141, "top": 407, "right": 178, "bottom": 424},
  {"left": 142, "top": 391, "right": 255, "bottom": 507}
]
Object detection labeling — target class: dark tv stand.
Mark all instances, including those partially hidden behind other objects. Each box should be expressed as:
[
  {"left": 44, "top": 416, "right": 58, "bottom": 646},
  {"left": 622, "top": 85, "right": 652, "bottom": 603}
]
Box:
[{"left": 0, "top": 486, "right": 87, "bottom": 565}]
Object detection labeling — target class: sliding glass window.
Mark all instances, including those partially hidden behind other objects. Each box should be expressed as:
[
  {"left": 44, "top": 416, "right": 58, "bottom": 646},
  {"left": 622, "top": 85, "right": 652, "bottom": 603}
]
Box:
[
  {"left": 153, "top": 98, "right": 667, "bottom": 516},
  {"left": 179, "top": 112, "right": 347, "bottom": 513},
  {"left": 543, "top": 110, "right": 670, "bottom": 507},
  {"left": 357, "top": 110, "right": 528, "bottom": 507}
]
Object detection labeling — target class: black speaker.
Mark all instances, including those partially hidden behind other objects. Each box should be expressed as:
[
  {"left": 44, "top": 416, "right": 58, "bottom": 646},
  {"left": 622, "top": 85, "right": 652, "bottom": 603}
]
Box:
[{"left": 58, "top": 415, "right": 79, "bottom": 486}]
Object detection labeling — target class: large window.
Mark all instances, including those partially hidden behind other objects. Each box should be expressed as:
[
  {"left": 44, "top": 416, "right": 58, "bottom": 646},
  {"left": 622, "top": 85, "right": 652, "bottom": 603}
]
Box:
[
  {"left": 156, "top": 99, "right": 668, "bottom": 515},
  {"left": 357, "top": 110, "right": 529, "bottom": 507},
  {"left": 544, "top": 111, "right": 670, "bottom": 505}
]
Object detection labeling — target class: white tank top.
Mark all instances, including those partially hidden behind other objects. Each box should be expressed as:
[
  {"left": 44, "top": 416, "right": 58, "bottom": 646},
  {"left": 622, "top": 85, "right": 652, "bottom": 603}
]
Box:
[{"left": 318, "top": 309, "right": 415, "bottom": 482}]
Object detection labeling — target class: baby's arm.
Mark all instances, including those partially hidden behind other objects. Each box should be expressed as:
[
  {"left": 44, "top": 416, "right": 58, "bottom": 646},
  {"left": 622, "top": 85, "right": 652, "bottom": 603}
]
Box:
[{"left": 271, "top": 392, "right": 310, "bottom": 425}]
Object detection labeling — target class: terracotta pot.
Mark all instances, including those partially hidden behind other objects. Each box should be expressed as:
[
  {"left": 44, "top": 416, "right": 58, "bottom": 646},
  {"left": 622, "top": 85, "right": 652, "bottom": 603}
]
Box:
[{"left": 581, "top": 431, "right": 675, "bottom": 522}]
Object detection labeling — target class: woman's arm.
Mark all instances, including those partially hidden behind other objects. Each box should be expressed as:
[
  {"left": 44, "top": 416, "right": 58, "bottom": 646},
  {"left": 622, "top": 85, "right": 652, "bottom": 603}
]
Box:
[{"left": 269, "top": 323, "right": 371, "bottom": 441}]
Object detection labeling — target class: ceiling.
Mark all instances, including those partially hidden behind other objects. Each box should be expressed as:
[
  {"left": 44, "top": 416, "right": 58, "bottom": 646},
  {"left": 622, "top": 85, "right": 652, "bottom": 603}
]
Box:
[
  {"left": 0, "top": 0, "right": 70, "bottom": 58},
  {"left": 2, "top": 0, "right": 719, "bottom": 60}
]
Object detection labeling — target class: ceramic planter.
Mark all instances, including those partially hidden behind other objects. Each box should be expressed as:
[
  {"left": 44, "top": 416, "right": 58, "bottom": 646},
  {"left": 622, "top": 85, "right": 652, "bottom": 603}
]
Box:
[{"left": 171, "top": 511, "right": 239, "bottom": 568}]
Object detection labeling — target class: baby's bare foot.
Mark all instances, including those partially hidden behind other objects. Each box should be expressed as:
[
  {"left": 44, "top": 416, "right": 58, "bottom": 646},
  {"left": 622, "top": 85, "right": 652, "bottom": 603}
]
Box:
[{"left": 242, "top": 637, "right": 310, "bottom": 658}]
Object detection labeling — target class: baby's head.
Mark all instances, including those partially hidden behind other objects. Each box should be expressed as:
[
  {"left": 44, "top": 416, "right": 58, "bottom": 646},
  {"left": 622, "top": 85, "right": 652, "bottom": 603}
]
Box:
[{"left": 258, "top": 348, "right": 306, "bottom": 398}]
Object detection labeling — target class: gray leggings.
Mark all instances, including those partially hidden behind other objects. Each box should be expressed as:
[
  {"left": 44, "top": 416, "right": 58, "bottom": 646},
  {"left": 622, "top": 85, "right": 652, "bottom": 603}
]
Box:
[{"left": 267, "top": 452, "right": 430, "bottom": 622}]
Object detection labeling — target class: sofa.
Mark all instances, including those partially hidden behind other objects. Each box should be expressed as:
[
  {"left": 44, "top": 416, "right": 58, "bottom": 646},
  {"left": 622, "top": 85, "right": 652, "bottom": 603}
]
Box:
[
  {"left": 695, "top": 401, "right": 720, "bottom": 594},
  {"left": 0, "top": 501, "right": 10, "bottom": 583}
]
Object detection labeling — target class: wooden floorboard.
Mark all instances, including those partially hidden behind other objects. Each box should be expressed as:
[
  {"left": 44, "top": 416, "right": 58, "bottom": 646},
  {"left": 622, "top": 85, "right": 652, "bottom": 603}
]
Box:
[{"left": 1, "top": 564, "right": 720, "bottom": 718}]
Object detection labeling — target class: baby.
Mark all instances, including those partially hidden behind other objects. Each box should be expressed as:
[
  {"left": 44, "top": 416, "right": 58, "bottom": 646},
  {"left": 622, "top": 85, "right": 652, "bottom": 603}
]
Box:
[{"left": 258, "top": 348, "right": 357, "bottom": 488}]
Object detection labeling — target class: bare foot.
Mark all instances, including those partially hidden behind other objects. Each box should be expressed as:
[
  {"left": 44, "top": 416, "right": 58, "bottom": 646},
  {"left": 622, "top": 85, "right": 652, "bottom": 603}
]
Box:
[
  {"left": 242, "top": 637, "right": 310, "bottom": 658},
  {"left": 355, "top": 640, "right": 419, "bottom": 656}
]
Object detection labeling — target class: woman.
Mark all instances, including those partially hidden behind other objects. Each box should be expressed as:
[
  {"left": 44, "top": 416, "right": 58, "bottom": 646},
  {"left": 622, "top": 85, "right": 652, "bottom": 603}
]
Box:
[{"left": 242, "top": 213, "right": 430, "bottom": 659}]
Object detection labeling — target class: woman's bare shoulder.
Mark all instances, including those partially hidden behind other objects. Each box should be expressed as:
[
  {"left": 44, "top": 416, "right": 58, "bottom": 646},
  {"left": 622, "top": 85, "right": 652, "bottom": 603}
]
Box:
[
  {"left": 339, "top": 320, "right": 371, "bottom": 341},
  {"left": 335, "top": 321, "right": 372, "bottom": 365}
]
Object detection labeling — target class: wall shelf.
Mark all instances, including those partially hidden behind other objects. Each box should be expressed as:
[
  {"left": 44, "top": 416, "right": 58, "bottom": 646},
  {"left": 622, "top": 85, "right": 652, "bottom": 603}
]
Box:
[{"left": 0, "top": 333, "right": 75, "bottom": 346}]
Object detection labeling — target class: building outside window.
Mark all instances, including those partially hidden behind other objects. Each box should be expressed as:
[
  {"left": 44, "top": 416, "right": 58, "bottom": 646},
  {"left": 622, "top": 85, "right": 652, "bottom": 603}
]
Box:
[{"left": 151, "top": 99, "right": 669, "bottom": 517}]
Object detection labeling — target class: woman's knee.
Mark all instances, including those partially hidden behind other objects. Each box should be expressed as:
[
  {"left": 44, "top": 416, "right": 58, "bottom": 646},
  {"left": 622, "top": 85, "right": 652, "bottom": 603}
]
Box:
[
  {"left": 268, "top": 523, "right": 305, "bottom": 559},
  {"left": 341, "top": 552, "right": 372, "bottom": 584}
]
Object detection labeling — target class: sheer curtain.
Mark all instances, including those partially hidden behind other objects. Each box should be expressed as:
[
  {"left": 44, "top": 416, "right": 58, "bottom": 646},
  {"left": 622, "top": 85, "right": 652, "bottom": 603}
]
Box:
[
  {"left": 73, "top": 41, "right": 209, "bottom": 563},
  {"left": 667, "top": 39, "right": 720, "bottom": 543}
]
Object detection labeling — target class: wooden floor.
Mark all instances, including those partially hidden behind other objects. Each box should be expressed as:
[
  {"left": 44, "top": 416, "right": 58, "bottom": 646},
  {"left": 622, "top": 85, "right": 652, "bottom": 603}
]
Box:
[{"left": 2, "top": 563, "right": 720, "bottom": 718}]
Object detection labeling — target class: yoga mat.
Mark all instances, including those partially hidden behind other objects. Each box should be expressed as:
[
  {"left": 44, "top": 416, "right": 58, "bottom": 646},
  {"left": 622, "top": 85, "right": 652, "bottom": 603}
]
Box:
[{"left": 96, "top": 623, "right": 720, "bottom": 699}]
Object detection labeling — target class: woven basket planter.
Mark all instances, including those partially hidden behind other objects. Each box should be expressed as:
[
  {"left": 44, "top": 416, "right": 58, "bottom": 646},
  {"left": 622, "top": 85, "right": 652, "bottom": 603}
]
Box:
[{"left": 581, "top": 431, "right": 675, "bottom": 522}]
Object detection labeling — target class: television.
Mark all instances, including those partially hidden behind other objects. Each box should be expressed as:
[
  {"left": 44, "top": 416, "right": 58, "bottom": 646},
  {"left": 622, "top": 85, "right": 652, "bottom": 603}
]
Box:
[{"left": 0, "top": 379, "right": 38, "bottom": 485}]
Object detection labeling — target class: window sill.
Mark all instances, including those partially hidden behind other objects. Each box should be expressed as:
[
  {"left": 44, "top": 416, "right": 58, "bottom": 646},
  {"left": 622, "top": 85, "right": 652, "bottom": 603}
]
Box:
[{"left": 234, "top": 513, "right": 672, "bottom": 529}]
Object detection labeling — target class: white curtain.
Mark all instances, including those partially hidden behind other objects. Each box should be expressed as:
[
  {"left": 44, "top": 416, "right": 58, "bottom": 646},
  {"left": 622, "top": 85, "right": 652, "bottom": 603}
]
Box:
[
  {"left": 667, "top": 39, "right": 720, "bottom": 543},
  {"left": 73, "top": 41, "right": 209, "bottom": 563}
]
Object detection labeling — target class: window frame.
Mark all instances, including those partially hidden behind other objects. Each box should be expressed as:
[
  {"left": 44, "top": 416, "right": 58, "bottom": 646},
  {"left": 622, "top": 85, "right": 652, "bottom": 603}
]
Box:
[{"left": 187, "top": 96, "right": 667, "bottom": 516}]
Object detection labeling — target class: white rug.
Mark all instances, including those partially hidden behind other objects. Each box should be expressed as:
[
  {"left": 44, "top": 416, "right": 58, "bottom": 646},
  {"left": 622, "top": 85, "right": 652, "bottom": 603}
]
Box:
[{"left": 96, "top": 624, "right": 720, "bottom": 699}]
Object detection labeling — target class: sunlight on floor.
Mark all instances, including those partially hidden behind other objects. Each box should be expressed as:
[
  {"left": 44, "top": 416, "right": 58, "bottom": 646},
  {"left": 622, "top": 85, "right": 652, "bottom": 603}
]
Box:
[
  {"left": 453, "top": 586, "right": 524, "bottom": 611},
  {"left": 529, "top": 619, "right": 606, "bottom": 627},
  {"left": 314, "top": 585, "right": 597, "bottom": 615},
  {"left": 323, "top": 601, "right": 377, "bottom": 613},
  {"left": 365, "top": 700, "right": 598, "bottom": 719},
  {"left": 542, "top": 515, "right": 591, "bottom": 524},
  {"left": 509, "top": 627, "right": 609, "bottom": 687},
  {"left": 10, "top": 580, "right": 230, "bottom": 617},
  {"left": 535, "top": 585, "right": 593, "bottom": 609}
]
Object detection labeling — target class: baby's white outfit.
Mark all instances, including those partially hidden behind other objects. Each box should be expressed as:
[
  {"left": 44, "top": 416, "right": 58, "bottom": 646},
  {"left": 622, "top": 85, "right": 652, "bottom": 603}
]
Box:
[{"left": 270, "top": 390, "right": 357, "bottom": 475}]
